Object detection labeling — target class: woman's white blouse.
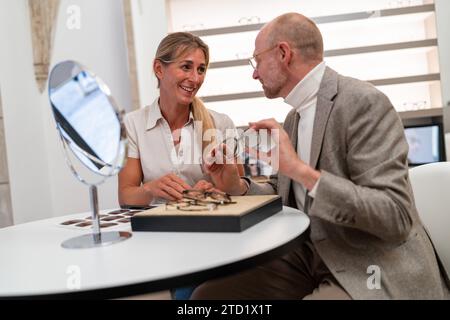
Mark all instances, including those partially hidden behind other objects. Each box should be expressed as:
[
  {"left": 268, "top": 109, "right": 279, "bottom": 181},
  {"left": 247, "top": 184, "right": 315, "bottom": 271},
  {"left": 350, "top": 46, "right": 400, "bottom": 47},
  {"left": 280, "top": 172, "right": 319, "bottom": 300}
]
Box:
[{"left": 124, "top": 99, "right": 238, "bottom": 202}]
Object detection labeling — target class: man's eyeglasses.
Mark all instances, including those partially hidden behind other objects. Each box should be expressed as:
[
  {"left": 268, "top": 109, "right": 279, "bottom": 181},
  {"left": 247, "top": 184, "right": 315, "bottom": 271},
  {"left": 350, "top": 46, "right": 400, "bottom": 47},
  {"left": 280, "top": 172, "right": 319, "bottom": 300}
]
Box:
[
  {"left": 248, "top": 44, "right": 278, "bottom": 70},
  {"left": 165, "top": 190, "right": 235, "bottom": 212}
]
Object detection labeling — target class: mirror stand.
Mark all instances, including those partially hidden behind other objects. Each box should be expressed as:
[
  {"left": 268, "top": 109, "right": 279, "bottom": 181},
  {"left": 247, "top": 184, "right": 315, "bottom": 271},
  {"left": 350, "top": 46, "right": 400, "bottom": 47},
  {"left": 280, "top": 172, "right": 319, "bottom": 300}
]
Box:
[
  {"left": 61, "top": 185, "right": 131, "bottom": 249},
  {"left": 49, "top": 60, "right": 132, "bottom": 250}
]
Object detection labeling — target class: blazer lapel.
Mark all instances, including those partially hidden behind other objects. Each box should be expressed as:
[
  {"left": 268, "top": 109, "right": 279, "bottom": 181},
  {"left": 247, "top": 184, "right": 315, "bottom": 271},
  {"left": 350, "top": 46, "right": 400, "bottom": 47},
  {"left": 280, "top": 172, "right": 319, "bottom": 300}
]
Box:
[
  {"left": 278, "top": 67, "right": 339, "bottom": 207},
  {"left": 309, "top": 67, "right": 339, "bottom": 170},
  {"left": 278, "top": 109, "right": 300, "bottom": 206},
  {"left": 285, "top": 109, "right": 300, "bottom": 150}
]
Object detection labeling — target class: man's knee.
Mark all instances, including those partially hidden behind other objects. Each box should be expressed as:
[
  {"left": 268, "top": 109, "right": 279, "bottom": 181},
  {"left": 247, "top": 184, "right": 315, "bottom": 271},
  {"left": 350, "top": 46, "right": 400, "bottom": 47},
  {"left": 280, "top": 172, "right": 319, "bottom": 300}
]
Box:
[
  {"left": 190, "top": 281, "right": 224, "bottom": 300},
  {"left": 190, "top": 282, "right": 208, "bottom": 300}
]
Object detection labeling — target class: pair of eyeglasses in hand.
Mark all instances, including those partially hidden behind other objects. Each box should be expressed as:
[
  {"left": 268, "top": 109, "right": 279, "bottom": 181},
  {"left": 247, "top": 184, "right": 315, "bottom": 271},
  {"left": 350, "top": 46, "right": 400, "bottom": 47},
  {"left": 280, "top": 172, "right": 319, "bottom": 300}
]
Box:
[
  {"left": 165, "top": 189, "right": 236, "bottom": 212},
  {"left": 221, "top": 128, "right": 277, "bottom": 161}
]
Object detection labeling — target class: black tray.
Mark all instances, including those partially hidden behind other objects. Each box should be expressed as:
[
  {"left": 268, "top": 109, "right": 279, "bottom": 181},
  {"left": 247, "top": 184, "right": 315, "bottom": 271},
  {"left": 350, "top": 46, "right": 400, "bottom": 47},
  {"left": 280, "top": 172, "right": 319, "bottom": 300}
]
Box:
[{"left": 131, "top": 195, "right": 282, "bottom": 232}]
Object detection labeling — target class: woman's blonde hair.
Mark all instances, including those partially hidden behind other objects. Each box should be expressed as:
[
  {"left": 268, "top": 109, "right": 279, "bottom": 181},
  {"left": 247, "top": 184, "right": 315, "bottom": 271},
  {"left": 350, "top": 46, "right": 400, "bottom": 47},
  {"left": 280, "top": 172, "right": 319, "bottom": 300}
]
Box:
[{"left": 154, "top": 32, "right": 216, "bottom": 151}]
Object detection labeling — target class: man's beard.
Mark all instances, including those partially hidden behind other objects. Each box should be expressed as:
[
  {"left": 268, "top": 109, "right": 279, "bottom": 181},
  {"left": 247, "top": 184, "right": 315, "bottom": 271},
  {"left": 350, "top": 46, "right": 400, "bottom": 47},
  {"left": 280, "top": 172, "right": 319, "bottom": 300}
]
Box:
[{"left": 262, "top": 63, "right": 287, "bottom": 99}]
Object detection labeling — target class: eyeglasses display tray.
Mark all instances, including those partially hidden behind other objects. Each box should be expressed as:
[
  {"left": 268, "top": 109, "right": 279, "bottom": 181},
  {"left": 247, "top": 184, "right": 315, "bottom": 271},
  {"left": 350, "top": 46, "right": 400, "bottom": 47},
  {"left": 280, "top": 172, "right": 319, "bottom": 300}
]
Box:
[{"left": 131, "top": 195, "right": 282, "bottom": 232}]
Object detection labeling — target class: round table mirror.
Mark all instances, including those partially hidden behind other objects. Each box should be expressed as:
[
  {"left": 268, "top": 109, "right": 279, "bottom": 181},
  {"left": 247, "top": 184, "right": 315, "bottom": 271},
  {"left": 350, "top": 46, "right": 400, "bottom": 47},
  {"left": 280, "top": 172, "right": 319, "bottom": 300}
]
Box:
[{"left": 48, "top": 60, "right": 131, "bottom": 249}]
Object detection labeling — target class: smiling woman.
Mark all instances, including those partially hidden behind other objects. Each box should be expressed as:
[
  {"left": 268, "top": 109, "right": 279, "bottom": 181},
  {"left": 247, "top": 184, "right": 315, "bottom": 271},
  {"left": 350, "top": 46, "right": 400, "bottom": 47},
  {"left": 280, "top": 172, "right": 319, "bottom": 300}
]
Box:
[
  {"left": 117, "top": 31, "right": 248, "bottom": 301},
  {"left": 118, "top": 32, "right": 245, "bottom": 210}
]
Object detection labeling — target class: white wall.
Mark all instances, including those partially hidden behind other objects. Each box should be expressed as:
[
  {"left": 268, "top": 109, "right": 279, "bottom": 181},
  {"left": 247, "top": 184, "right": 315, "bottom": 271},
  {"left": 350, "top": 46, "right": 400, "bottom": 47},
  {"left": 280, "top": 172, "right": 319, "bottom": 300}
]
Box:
[
  {"left": 435, "top": 0, "right": 450, "bottom": 133},
  {"left": 434, "top": 0, "right": 450, "bottom": 157},
  {"left": 130, "top": 0, "right": 168, "bottom": 107},
  {"left": 435, "top": 0, "right": 450, "bottom": 108},
  {"left": 0, "top": 0, "right": 133, "bottom": 223},
  {"left": 0, "top": 0, "right": 53, "bottom": 224}
]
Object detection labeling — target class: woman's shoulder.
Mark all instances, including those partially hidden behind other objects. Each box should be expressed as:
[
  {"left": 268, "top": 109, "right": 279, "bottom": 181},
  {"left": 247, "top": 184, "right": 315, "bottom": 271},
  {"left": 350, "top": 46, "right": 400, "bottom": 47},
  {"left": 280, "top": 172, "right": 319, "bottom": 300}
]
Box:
[
  {"left": 207, "top": 109, "right": 235, "bottom": 129},
  {"left": 126, "top": 105, "right": 151, "bottom": 119},
  {"left": 124, "top": 104, "right": 154, "bottom": 127}
]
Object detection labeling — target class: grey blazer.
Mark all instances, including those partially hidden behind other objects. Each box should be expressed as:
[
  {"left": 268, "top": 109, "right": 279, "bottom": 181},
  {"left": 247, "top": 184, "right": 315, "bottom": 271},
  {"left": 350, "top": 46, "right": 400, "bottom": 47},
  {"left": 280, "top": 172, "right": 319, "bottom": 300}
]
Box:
[{"left": 248, "top": 67, "right": 449, "bottom": 299}]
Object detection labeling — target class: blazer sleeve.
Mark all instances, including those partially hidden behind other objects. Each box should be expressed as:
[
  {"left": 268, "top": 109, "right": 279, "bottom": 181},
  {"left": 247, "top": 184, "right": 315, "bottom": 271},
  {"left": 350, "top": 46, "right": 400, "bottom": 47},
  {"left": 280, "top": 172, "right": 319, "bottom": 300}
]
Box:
[
  {"left": 310, "top": 88, "right": 414, "bottom": 244},
  {"left": 246, "top": 175, "right": 277, "bottom": 195}
]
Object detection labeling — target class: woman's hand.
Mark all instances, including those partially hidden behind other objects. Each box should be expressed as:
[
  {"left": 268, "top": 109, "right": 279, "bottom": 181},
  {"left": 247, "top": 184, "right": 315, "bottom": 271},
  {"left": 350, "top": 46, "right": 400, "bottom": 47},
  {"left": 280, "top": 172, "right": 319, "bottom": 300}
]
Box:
[
  {"left": 193, "top": 180, "right": 214, "bottom": 191},
  {"left": 142, "top": 173, "right": 191, "bottom": 201},
  {"left": 203, "top": 144, "right": 248, "bottom": 195}
]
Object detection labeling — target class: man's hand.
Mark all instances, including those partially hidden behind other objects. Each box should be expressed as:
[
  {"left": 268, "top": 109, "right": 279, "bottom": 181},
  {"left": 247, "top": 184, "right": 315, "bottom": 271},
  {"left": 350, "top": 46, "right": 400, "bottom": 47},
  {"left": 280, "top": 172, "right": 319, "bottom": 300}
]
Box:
[
  {"left": 249, "top": 118, "right": 320, "bottom": 191},
  {"left": 203, "top": 144, "right": 248, "bottom": 196},
  {"left": 248, "top": 118, "right": 299, "bottom": 176},
  {"left": 142, "top": 173, "right": 191, "bottom": 201}
]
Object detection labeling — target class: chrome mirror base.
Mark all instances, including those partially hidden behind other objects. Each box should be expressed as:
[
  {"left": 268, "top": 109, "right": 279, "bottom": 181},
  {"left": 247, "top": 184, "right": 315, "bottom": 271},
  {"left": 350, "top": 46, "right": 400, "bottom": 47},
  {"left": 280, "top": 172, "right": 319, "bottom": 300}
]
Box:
[
  {"left": 61, "top": 231, "right": 132, "bottom": 249},
  {"left": 61, "top": 186, "right": 132, "bottom": 250}
]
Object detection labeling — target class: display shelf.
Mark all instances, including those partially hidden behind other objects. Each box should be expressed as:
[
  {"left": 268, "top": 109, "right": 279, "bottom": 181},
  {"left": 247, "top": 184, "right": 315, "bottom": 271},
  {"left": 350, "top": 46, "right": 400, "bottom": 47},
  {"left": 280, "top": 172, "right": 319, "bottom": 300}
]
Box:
[
  {"left": 203, "top": 11, "right": 436, "bottom": 64},
  {"left": 206, "top": 97, "right": 291, "bottom": 127},
  {"left": 399, "top": 107, "right": 442, "bottom": 120},
  {"left": 188, "top": 4, "right": 435, "bottom": 37},
  {"left": 200, "top": 74, "right": 440, "bottom": 103},
  {"left": 167, "top": 0, "right": 441, "bottom": 124},
  {"left": 209, "top": 39, "right": 438, "bottom": 69},
  {"left": 200, "top": 44, "right": 439, "bottom": 97}
]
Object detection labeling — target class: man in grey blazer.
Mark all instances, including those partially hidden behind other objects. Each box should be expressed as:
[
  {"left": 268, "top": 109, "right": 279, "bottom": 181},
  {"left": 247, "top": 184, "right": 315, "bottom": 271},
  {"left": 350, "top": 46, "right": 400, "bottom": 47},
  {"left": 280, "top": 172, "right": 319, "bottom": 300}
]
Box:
[{"left": 194, "top": 12, "right": 449, "bottom": 299}]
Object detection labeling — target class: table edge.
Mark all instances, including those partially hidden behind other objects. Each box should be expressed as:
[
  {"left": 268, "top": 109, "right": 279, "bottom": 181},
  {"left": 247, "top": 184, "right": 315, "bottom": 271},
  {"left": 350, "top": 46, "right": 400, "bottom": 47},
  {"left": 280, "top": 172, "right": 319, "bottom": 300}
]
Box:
[{"left": 1, "top": 226, "right": 309, "bottom": 300}]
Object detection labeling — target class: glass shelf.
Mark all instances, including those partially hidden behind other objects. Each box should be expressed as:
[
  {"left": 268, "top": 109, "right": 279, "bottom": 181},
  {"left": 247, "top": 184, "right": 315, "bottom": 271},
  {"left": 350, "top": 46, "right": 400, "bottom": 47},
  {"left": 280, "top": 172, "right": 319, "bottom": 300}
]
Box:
[
  {"left": 167, "top": 0, "right": 441, "bottom": 125},
  {"left": 169, "top": 0, "right": 434, "bottom": 35},
  {"left": 202, "top": 8, "right": 436, "bottom": 64},
  {"left": 199, "top": 44, "right": 440, "bottom": 97},
  {"left": 201, "top": 74, "right": 442, "bottom": 110},
  {"left": 398, "top": 107, "right": 442, "bottom": 119},
  {"left": 205, "top": 87, "right": 442, "bottom": 127},
  {"left": 209, "top": 39, "right": 438, "bottom": 69},
  {"left": 206, "top": 97, "right": 291, "bottom": 127}
]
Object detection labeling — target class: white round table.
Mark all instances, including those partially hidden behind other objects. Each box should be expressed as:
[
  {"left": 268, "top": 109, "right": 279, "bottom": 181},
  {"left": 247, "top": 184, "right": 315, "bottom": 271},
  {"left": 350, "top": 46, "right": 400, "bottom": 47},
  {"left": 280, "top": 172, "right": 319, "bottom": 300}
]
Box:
[{"left": 0, "top": 206, "right": 309, "bottom": 299}]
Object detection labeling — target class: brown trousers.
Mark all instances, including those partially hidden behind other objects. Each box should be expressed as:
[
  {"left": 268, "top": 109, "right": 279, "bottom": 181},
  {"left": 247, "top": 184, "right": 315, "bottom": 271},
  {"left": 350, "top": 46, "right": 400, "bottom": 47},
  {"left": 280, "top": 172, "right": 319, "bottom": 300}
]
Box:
[{"left": 191, "top": 240, "right": 351, "bottom": 300}]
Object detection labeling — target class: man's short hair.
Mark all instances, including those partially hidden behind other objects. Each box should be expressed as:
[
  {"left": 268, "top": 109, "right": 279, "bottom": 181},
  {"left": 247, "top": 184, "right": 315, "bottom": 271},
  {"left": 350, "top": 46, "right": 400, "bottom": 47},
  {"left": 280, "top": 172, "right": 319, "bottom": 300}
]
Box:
[{"left": 268, "top": 13, "right": 324, "bottom": 62}]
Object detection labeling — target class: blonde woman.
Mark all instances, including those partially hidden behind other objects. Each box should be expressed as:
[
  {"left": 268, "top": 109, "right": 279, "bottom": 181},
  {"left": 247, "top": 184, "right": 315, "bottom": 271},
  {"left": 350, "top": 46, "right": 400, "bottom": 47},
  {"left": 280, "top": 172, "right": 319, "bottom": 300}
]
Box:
[{"left": 119, "top": 32, "right": 245, "bottom": 207}]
